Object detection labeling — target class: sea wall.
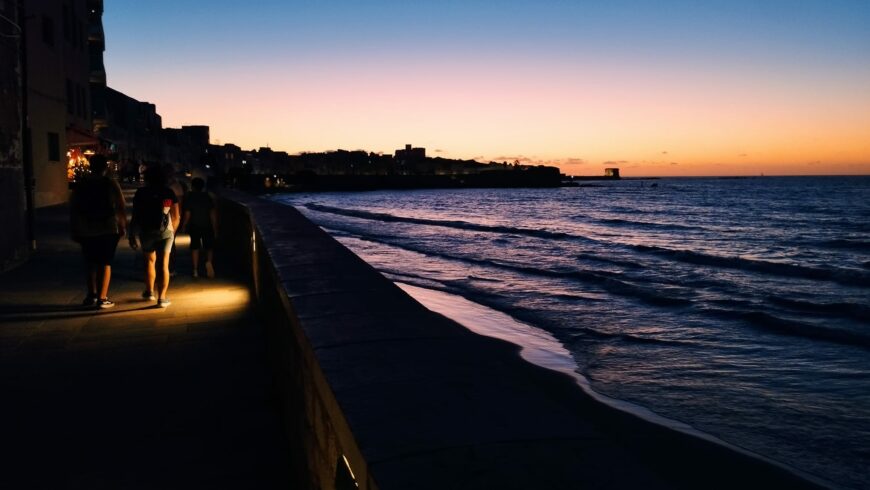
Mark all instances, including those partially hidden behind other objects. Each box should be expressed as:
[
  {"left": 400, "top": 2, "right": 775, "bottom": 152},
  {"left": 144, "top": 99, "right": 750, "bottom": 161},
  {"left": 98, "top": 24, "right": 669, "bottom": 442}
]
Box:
[{"left": 217, "top": 190, "right": 823, "bottom": 490}]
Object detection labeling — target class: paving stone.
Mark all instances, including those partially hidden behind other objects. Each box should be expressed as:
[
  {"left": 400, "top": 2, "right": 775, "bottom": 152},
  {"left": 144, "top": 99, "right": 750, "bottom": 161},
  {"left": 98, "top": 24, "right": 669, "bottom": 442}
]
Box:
[{"left": 0, "top": 202, "right": 291, "bottom": 489}]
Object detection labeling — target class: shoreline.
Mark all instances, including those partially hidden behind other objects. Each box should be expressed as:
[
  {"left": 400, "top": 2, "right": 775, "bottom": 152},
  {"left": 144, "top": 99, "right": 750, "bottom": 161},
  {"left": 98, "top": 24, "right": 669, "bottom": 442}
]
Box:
[
  {"left": 396, "top": 282, "right": 836, "bottom": 490},
  {"left": 226, "top": 190, "right": 833, "bottom": 489}
]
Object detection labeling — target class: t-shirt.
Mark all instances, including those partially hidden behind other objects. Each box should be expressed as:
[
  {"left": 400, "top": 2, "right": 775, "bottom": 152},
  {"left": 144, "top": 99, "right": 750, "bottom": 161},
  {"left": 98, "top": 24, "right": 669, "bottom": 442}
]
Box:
[
  {"left": 183, "top": 191, "right": 214, "bottom": 228},
  {"left": 133, "top": 186, "right": 178, "bottom": 239},
  {"left": 70, "top": 175, "right": 123, "bottom": 238}
]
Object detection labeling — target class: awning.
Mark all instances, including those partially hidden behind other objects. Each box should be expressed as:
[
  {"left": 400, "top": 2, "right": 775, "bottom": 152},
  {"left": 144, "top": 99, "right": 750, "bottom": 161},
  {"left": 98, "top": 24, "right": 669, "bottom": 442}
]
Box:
[{"left": 66, "top": 127, "right": 99, "bottom": 147}]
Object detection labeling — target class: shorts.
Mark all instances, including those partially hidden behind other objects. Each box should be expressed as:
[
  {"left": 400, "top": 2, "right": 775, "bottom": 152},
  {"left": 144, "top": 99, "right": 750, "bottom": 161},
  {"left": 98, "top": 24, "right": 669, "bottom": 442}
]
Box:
[
  {"left": 81, "top": 234, "right": 120, "bottom": 266},
  {"left": 188, "top": 224, "right": 215, "bottom": 250},
  {"left": 139, "top": 232, "right": 174, "bottom": 254}
]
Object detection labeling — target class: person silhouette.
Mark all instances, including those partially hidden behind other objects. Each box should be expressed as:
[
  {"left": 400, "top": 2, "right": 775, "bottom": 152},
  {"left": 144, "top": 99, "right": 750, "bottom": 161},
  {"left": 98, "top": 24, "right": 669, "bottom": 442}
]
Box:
[
  {"left": 182, "top": 177, "right": 218, "bottom": 278},
  {"left": 129, "top": 165, "right": 180, "bottom": 308},
  {"left": 69, "top": 155, "right": 126, "bottom": 308}
]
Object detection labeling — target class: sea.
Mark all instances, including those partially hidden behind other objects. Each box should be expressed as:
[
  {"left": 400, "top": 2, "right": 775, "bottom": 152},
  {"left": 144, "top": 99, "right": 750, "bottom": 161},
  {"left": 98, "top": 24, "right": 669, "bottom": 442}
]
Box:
[{"left": 271, "top": 176, "right": 870, "bottom": 489}]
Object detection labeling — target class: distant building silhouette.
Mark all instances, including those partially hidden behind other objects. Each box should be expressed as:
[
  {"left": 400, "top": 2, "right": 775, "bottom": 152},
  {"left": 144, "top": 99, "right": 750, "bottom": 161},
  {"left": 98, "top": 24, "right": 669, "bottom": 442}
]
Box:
[
  {"left": 100, "top": 87, "right": 163, "bottom": 168},
  {"left": 605, "top": 167, "right": 620, "bottom": 178},
  {"left": 164, "top": 125, "right": 210, "bottom": 173},
  {"left": 209, "top": 143, "right": 243, "bottom": 176},
  {"left": 395, "top": 144, "right": 427, "bottom": 174}
]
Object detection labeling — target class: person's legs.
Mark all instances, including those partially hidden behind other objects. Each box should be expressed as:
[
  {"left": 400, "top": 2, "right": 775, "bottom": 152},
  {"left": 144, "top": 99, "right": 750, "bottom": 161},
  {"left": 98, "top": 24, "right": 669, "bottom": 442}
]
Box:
[
  {"left": 81, "top": 238, "right": 99, "bottom": 303},
  {"left": 191, "top": 249, "right": 200, "bottom": 276},
  {"left": 168, "top": 236, "right": 177, "bottom": 276},
  {"left": 98, "top": 265, "right": 111, "bottom": 299},
  {"left": 205, "top": 249, "right": 215, "bottom": 278},
  {"left": 156, "top": 237, "right": 173, "bottom": 302},
  {"left": 144, "top": 251, "right": 157, "bottom": 295},
  {"left": 96, "top": 234, "right": 119, "bottom": 303},
  {"left": 202, "top": 227, "right": 216, "bottom": 278},
  {"left": 189, "top": 226, "right": 203, "bottom": 277},
  {"left": 87, "top": 265, "right": 98, "bottom": 297}
]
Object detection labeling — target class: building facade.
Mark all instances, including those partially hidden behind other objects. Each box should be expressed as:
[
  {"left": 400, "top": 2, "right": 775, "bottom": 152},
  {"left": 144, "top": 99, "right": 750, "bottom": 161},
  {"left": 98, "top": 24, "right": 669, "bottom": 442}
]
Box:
[
  {"left": 164, "top": 125, "right": 209, "bottom": 172},
  {"left": 100, "top": 87, "right": 163, "bottom": 171},
  {"left": 25, "top": 0, "right": 94, "bottom": 207},
  {"left": 0, "top": 0, "right": 29, "bottom": 269}
]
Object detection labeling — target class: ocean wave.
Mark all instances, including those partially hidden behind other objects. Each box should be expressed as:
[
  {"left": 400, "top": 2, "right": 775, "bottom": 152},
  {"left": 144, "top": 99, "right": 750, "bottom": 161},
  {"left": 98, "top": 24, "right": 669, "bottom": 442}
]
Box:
[
  {"left": 328, "top": 225, "right": 694, "bottom": 307},
  {"left": 306, "top": 203, "right": 581, "bottom": 241},
  {"left": 312, "top": 203, "right": 870, "bottom": 288},
  {"left": 630, "top": 244, "right": 870, "bottom": 287},
  {"left": 595, "top": 217, "right": 702, "bottom": 232},
  {"left": 466, "top": 275, "right": 502, "bottom": 283},
  {"left": 326, "top": 218, "right": 685, "bottom": 305},
  {"left": 814, "top": 238, "right": 870, "bottom": 252},
  {"left": 567, "top": 328, "right": 692, "bottom": 347},
  {"left": 766, "top": 296, "right": 870, "bottom": 323},
  {"left": 703, "top": 308, "right": 870, "bottom": 350},
  {"left": 575, "top": 253, "right": 644, "bottom": 269}
]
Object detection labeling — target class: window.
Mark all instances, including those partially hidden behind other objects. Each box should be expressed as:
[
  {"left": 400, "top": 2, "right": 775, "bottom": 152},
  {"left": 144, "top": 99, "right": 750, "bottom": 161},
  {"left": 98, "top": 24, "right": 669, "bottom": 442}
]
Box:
[
  {"left": 47, "top": 133, "right": 60, "bottom": 162},
  {"left": 42, "top": 15, "right": 55, "bottom": 47},
  {"left": 66, "top": 79, "right": 74, "bottom": 114}
]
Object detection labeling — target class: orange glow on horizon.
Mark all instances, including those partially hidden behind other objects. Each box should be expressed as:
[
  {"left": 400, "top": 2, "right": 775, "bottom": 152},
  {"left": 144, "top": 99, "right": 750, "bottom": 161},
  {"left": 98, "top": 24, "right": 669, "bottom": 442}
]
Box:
[{"left": 112, "top": 59, "right": 870, "bottom": 177}]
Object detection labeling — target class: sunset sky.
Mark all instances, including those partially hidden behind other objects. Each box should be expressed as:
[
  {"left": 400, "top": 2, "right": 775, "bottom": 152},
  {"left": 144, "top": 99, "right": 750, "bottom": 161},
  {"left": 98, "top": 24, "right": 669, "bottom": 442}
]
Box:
[{"left": 104, "top": 0, "right": 870, "bottom": 176}]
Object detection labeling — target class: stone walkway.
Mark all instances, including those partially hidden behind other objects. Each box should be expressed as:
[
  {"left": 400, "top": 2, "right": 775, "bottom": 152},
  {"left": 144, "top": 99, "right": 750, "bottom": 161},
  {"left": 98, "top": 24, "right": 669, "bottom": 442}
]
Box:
[{"left": 0, "top": 201, "right": 291, "bottom": 488}]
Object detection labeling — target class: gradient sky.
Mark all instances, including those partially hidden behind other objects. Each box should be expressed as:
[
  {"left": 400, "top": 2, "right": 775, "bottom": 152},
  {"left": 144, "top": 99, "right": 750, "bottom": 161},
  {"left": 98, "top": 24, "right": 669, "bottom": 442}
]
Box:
[{"left": 104, "top": 0, "right": 870, "bottom": 176}]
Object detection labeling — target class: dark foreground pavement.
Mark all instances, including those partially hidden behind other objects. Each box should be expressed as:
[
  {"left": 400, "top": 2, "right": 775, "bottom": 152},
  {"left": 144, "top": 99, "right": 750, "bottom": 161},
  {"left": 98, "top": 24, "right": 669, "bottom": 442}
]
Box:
[{"left": 0, "top": 202, "right": 291, "bottom": 489}]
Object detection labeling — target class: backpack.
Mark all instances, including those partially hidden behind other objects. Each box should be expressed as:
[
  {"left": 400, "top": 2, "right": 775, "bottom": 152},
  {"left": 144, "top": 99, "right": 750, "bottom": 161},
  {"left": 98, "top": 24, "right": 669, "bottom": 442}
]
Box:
[
  {"left": 78, "top": 177, "right": 114, "bottom": 221},
  {"left": 134, "top": 187, "right": 173, "bottom": 234}
]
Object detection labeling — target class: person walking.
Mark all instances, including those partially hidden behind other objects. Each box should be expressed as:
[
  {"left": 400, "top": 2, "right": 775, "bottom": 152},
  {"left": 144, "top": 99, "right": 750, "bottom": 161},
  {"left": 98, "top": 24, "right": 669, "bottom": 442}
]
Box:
[
  {"left": 164, "top": 164, "right": 188, "bottom": 277},
  {"left": 70, "top": 155, "right": 126, "bottom": 308},
  {"left": 182, "top": 177, "right": 218, "bottom": 278},
  {"left": 129, "top": 165, "right": 180, "bottom": 308}
]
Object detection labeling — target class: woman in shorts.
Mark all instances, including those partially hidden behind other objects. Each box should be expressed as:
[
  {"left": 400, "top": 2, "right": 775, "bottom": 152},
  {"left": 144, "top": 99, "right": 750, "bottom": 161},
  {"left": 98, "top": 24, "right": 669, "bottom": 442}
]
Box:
[{"left": 129, "top": 165, "right": 180, "bottom": 308}]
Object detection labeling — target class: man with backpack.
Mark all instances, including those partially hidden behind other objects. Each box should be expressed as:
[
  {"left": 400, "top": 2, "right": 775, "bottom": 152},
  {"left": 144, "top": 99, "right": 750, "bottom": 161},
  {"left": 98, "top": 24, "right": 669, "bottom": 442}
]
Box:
[
  {"left": 129, "top": 165, "right": 180, "bottom": 308},
  {"left": 70, "top": 155, "right": 127, "bottom": 308}
]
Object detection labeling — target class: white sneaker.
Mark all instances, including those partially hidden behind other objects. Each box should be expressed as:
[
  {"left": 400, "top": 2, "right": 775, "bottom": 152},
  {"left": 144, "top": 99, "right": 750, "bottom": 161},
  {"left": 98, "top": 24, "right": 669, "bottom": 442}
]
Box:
[{"left": 157, "top": 298, "right": 171, "bottom": 308}]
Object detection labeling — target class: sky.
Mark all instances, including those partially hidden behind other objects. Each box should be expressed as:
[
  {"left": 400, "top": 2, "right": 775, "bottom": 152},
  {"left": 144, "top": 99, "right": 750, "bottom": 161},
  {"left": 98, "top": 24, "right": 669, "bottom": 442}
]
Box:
[{"left": 103, "top": 0, "right": 870, "bottom": 176}]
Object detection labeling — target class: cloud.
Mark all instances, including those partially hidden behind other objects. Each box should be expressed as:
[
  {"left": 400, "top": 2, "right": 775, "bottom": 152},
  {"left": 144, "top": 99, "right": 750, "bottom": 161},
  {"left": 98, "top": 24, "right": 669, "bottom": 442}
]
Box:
[
  {"left": 806, "top": 160, "right": 822, "bottom": 166},
  {"left": 603, "top": 160, "right": 629, "bottom": 165},
  {"left": 661, "top": 151, "right": 668, "bottom": 155},
  {"left": 434, "top": 149, "right": 445, "bottom": 153},
  {"left": 492, "top": 155, "right": 556, "bottom": 165},
  {"left": 494, "top": 155, "right": 533, "bottom": 163},
  {"left": 559, "top": 158, "right": 588, "bottom": 166},
  {"left": 738, "top": 153, "right": 748, "bottom": 157},
  {"left": 670, "top": 162, "right": 679, "bottom": 165}
]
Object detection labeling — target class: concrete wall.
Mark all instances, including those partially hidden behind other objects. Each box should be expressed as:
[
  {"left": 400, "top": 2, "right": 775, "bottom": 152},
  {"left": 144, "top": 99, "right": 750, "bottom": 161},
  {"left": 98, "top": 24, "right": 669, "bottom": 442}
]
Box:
[
  {"left": 0, "top": 0, "right": 29, "bottom": 270},
  {"left": 218, "top": 191, "right": 822, "bottom": 490}
]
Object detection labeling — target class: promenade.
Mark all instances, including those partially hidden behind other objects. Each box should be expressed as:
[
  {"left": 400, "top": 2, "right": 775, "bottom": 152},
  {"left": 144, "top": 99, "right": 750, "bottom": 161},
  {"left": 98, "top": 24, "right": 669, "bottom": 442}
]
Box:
[
  {"left": 0, "top": 200, "right": 291, "bottom": 488},
  {"left": 2, "top": 192, "right": 826, "bottom": 490}
]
